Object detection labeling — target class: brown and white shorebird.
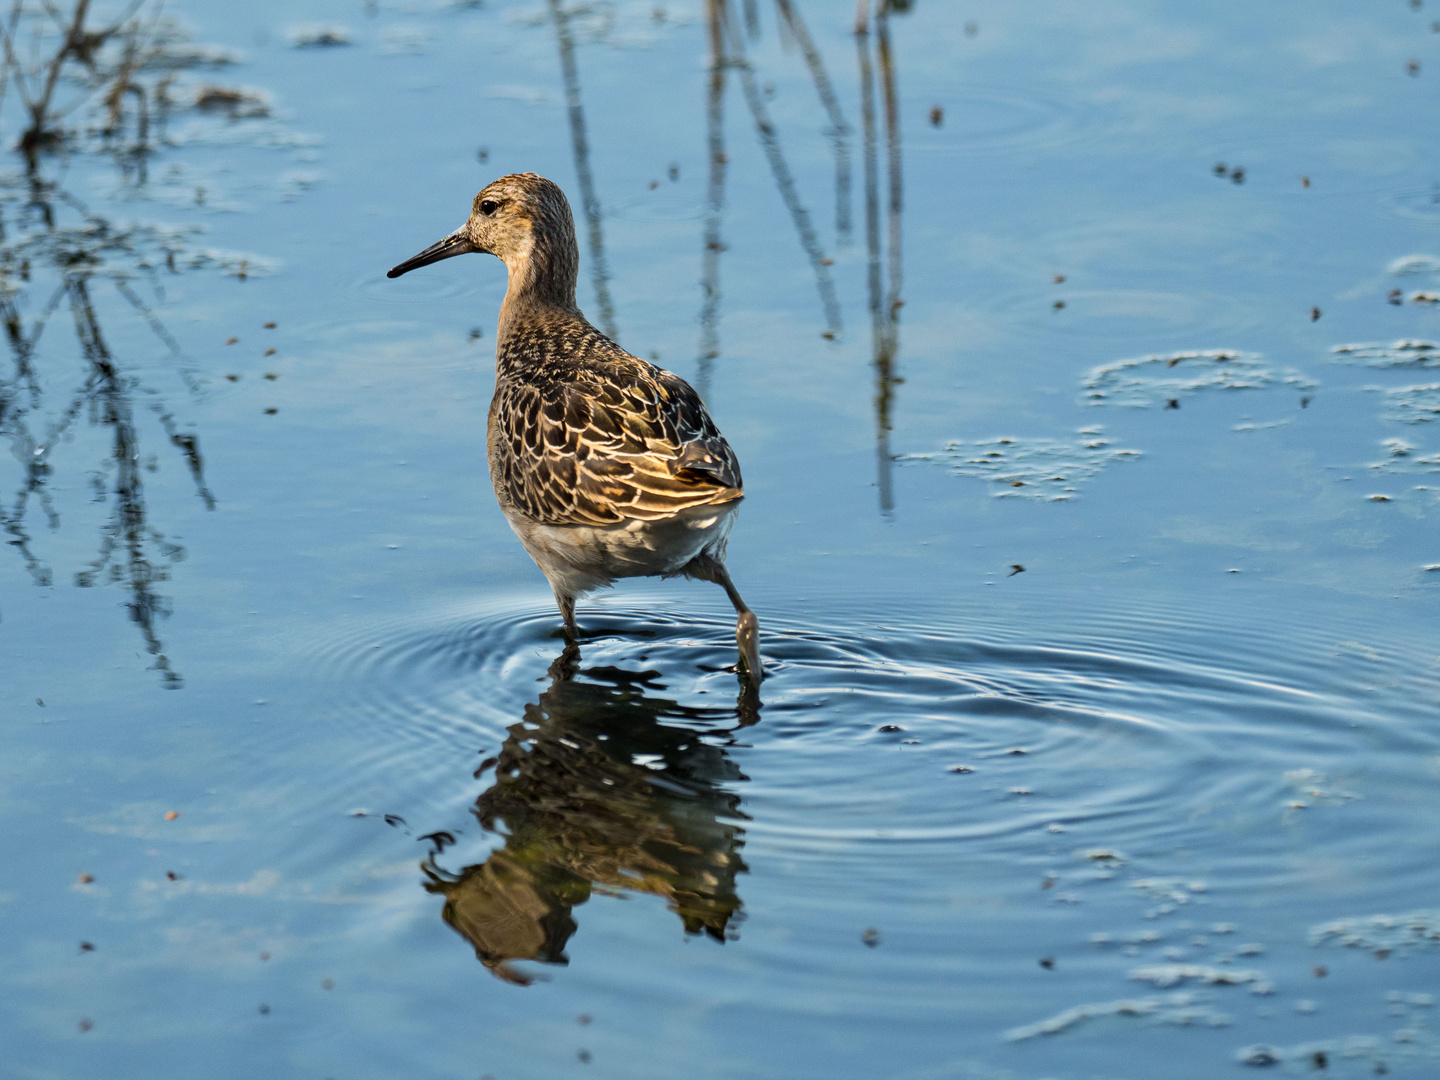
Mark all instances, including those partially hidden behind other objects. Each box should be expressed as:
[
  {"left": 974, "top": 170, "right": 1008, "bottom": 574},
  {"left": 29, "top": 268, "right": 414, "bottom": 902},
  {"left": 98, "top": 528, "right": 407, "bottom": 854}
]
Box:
[{"left": 388, "top": 173, "right": 761, "bottom": 679}]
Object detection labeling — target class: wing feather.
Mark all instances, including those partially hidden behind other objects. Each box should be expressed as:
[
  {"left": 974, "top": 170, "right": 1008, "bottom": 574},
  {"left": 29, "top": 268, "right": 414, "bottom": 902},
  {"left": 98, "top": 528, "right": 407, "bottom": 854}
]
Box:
[{"left": 491, "top": 363, "right": 742, "bottom": 527}]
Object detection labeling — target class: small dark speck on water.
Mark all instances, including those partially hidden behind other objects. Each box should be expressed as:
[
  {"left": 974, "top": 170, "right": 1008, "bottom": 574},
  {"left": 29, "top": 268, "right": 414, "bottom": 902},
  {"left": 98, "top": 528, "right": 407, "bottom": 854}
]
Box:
[
  {"left": 1053, "top": 273, "right": 1066, "bottom": 283},
  {"left": 578, "top": 1049, "right": 592, "bottom": 1064},
  {"left": 1166, "top": 398, "right": 1180, "bottom": 409},
  {"left": 264, "top": 348, "right": 276, "bottom": 357},
  {"left": 964, "top": 20, "right": 978, "bottom": 35},
  {"left": 264, "top": 372, "right": 277, "bottom": 379},
  {"left": 648, "top": 180, "right": 660, "bottom": 190},
  {"left": 947, "top": 764, "right": 975, "bottom": 773},
  {"left": 225, "top": 374, "right": 239, "bottom": 381},
  {"left": 1009, "top": 564, "right": 1025, "bottom": 576},
  {"left": 1039, "top": 956, "right": 1055, "bottom": 969},
  {"left": 259, "top": 951, "right": 270, "bottom": 962},
  {"left": 469, "top": 327, "right": 484, "bottom": 341},
  {"left": 263, "top": 321, "right": 276, "bottom": 329},
  {"left": 80, "top": 941, "right": 94, "bottom": 952},
  {"left": 1389, "top": 288, "right": 1404, "bottom": 305},
  {"left": 1313, "top": 966, "right": 1328, "bottom": 977},
  {"left": 578, "top": 1013, "right": 592, "bottom": 1025},
  {"left": 35, "top": 698, "right": 43, "bottom": 706},
  {"left": 476, "top": 147, "right": 488, "bottom": 162},
  {"left": 1052, "top": 300, "right": 1065, "bottom": 310},
  {"left": 1407, "top": 59, "right": 1421, "bottom": 76},
  {"left": 1310, "top": 307, "right": 1321, "bottom": 321},
  {"left": 77, "top": 1018, "right": 92, "bottom": 1033},
  {"left": 877, "top": 724, "right": 906, "bottom": 732},
  {"left": 1313, "top": 1050, "right": 1328, "bottom": 1069},
  {"left": 1231, "top": 167, "right": 1246, "bottom": 184},
  {"left": 1006, "top": 747, "right": 1028, "bottom": 755},
  {"left": 225, "top": 337, "right": 237, "bottom": 345},
  {"left": 862, "top": 928, "right": 881, "bottom": 947},
  {"left": 668, "top": 163, "right": 679, "bottom": 181},
  {"left": 322, "top": 978, "right": 335, "bottom": 990},
  {"left": 928, "top": 104, "right": 943, "bottom": 127},
  {"left": 258, "top": 1004, "right": 270, "bottom": 1015},
  {"left": 264, "top": 408, "right": 278, "bottom": 415},
  {"left": 166, "top": 871, "right": 179, "bottom": 881},
  {"left": 1301, "top": 175, "right": 1311, "bottom": 187},
  {"left": 1214, "top": 161, "right": 1228, "bottom": 176},
  {"left": 1301, "top": 396, "right": 1312, "bottom": 408}
]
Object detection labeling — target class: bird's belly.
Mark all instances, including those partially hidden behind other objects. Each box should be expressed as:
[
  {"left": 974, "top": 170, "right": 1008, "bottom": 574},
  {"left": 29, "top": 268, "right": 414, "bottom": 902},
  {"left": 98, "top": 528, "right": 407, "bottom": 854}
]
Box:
[{"left": 505, "top": 501, "right": 739, "bottom": 595}]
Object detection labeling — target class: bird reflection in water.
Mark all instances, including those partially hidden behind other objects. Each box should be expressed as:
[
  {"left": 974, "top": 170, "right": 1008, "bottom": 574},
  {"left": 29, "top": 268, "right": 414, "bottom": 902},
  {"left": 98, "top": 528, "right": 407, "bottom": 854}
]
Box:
[{"left": 423, "top": 645, "right": 757, "bottom": 984}]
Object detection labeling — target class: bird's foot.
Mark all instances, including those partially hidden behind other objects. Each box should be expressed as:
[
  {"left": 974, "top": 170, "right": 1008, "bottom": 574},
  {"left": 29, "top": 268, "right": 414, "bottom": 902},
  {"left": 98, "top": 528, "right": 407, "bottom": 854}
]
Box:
[{"left": 736, "top": 609, "right": 762, "bottom": 683}]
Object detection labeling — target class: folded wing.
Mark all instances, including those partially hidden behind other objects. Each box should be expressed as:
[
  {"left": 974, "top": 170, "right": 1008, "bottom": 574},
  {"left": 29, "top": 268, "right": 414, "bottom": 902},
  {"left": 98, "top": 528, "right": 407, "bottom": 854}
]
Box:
[{"left": 493, "top": 365, "right": 743, "bottom": 527}]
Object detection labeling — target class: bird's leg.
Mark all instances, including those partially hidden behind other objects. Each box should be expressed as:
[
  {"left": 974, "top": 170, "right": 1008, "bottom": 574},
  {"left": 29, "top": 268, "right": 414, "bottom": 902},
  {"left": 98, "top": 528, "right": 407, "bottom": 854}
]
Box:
[
  {"left": 687, "top": 555, "right": 762, "bottom": 682},
  {"left": 554, "top": 590, "right": 578, "bottom": 640}
]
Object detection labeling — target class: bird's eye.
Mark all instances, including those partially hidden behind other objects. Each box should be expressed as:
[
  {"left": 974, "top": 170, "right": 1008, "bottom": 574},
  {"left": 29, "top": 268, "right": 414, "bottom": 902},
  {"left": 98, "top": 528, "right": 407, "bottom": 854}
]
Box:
[{"left": 479, "top": 199, "right": 499, "bottom": 216}]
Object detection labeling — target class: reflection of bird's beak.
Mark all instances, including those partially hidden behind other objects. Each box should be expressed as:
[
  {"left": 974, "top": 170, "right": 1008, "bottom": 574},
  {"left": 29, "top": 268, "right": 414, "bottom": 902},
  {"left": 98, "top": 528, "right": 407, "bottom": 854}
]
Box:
[{"left": 387, "top": 226, "right": 477, "bottom": 278}]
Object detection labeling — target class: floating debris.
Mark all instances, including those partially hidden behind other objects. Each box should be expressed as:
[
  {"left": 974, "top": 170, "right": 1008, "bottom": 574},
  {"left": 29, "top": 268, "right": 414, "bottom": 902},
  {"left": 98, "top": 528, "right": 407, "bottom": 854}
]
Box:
[
  {"left": 1004, "top": 992, "right": 1230, "bottom": 1042},
  {"left": 1388, "top": 254, "right": 1440, "bottom": 275},
  {"left": 289, "top": 24, "right": 352, "bottom": 48},
  {"left": 1310, "top": 909, "right": 1440, "bottom": 953},
  {"left": 1382, "top": 383, "right": 1440, "bottom": 424},
  {"left": 1083, "top": 350, "right": 1313, "bottom": 407},
  {"left": 1332, "top": 340, "right": 1440, "bottom": 368},
  {"left": 192, "top": 85, "right": 271, "bottom": 119},
  {"left": 898, "top": 428, "right": 1140, "bottom": 501},
  {"left": 1129, "top": 964, "right": 1267, "bottom": 989}
]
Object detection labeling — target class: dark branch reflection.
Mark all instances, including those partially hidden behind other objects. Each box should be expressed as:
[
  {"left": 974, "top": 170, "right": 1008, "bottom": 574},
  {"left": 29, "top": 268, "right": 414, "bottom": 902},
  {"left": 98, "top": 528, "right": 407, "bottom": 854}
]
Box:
[
  {"left": 424, "top": 646, "right": 756, "bottom": 985},
  {"left": 696, "top": 0, "right": 730, "bottom": 397},
  {"left": 857, "top": 0, "right": 904, "bottom": 515},
  {"left": 721, "top": 3, "right": 842, "bottom": 336},
  {"left": 0, "top": 3, "right": 258, "bottom": 685},
  {"left": 774, "top": 0, "right": 852, "bottom": 241},
  {"left": 548, "top": 0, "right": 619, "bottom": 342}
]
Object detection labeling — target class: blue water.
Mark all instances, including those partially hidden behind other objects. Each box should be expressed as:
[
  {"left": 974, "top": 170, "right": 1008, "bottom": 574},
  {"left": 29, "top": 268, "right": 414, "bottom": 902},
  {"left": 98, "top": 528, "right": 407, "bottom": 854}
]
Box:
[{"left": 5, "top": 1, "right": 1440, "bottom": 1077}]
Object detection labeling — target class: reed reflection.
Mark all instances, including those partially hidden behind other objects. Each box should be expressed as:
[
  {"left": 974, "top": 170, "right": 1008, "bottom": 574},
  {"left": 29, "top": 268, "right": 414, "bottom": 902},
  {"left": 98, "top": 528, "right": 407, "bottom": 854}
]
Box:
[
  {"left": 0, "top": 2, "right": 254, "bottom": 685},
  {"left": 856, "top": 0, "right": 904, "bottom": 514},
  {"left": 423, "top": 645, "right": 756, "bottom": 985}
]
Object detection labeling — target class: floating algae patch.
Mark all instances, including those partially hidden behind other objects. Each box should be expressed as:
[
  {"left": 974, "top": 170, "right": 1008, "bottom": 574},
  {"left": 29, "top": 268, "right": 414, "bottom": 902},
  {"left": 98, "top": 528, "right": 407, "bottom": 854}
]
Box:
[
  {"left": 1333, "top": 340, "right": 1440, "bottom": 369},
  {"left": 1310, "top": 910, "right": 1440, "bottom": 954},
  {"left": 1128, "top": 964, "right": 1269, "bottom": 989},
  {"left": 1082, "top": 349, "right": 1314, "bottom": 407},
  {"left": 1365, "top": 438, "right": 1440, "bottom": 476},
  {"left": 1234, "top": 1009, "right": 1440, "bottom": 1073},
  {"left": 1382, "top": 384, "right": 1440, "bottom": 424},
  {"left": 898, "top": 427, "right": 1140, "bottom": 500},
  {"left": 1004, "top": 993, "right": 1231, "bottom": 1042}
]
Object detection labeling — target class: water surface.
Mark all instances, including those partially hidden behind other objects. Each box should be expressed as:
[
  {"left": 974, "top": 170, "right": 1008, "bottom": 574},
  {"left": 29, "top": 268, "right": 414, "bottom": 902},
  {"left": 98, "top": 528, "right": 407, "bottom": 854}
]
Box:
[{"left": 5, "top": 1, "right": 1440, "bottom": 1077}]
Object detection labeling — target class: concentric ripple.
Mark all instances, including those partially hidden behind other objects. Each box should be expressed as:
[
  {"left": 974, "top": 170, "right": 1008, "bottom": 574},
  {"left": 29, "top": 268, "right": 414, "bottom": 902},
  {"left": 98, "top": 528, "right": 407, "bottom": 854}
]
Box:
[{"left": 299, "top": 593, "right": 1440, "bottom": 903}]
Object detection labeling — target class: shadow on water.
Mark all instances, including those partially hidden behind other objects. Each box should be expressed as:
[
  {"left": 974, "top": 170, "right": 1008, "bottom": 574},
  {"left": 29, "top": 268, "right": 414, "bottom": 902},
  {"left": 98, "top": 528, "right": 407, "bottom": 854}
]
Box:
[
  {"left": 422, "top": 642, "right": 758, "bottom": 985},
  {"left": 0, "top": 1, "right": 264, "bottom": 686}
]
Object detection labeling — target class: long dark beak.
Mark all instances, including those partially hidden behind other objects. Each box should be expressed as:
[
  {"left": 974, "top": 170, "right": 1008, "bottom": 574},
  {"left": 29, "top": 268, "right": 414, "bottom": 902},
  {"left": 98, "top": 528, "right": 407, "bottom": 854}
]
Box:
[{"left": 387, "top": 227, "right": 477, "bottom": 278}]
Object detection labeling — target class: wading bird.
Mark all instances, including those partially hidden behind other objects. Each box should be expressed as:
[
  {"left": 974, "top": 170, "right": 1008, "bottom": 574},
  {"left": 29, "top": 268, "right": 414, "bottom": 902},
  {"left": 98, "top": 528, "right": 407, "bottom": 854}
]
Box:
[{"left": 388, "top": 173, "right": 761, "bottom": 680}]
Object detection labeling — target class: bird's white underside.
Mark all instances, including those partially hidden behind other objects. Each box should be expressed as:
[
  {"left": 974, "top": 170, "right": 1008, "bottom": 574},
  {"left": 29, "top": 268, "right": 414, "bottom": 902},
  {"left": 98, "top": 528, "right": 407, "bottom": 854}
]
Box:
[{"left": 505, "top": 500, "right": 740, "bottom": 598}]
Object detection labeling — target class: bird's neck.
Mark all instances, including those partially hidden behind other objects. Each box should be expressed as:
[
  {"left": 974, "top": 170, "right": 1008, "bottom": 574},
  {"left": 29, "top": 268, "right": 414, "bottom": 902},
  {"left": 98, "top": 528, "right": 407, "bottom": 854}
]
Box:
[{"left": 497, "top": 227, "right": 581, "bottom": 344}]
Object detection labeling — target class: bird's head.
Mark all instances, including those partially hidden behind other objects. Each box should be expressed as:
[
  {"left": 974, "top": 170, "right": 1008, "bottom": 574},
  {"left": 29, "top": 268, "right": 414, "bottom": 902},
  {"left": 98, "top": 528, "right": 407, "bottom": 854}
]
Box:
[{"left": 387, "top": 173, "right": 576, "bottom": 280}]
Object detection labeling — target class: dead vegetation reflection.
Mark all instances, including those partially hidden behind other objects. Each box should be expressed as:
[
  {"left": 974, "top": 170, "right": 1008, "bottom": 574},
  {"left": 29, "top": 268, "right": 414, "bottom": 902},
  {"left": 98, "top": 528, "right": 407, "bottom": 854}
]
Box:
[
  {"left": 537, "top": 0, "right": 903, "bottom": 509},
  {"left": 423, "top": 644, "right": 755, "bottom": 985},
  {"left": 857, "top": 0, "right": 904, "bottom": 514},
  {"left": 0, "top": 1, "right": 250, "bottom": 686}
]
